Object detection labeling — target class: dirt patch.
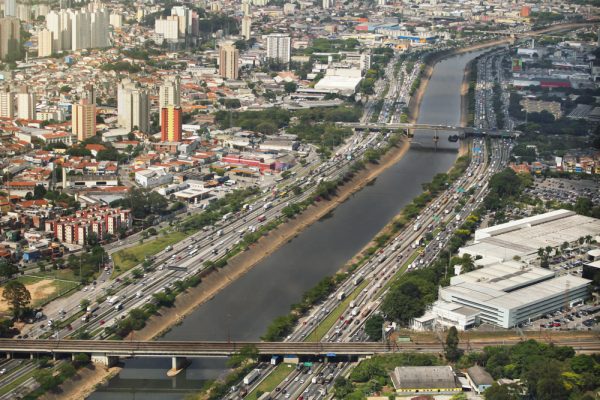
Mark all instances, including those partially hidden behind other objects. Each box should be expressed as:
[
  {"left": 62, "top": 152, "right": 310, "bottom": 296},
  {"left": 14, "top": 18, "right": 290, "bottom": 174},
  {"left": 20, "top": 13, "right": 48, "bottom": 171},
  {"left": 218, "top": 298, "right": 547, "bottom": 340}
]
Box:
[{"left": 0, "top": 279, "right": 57, "bottom": 313}]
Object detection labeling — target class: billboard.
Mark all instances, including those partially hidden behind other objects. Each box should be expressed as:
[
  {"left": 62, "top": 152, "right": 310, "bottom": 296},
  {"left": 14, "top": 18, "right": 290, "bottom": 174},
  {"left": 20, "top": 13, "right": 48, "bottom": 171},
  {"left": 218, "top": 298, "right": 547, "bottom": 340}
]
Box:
[{"left": 512, "top": 58, "right": 523, "bottom": 72}]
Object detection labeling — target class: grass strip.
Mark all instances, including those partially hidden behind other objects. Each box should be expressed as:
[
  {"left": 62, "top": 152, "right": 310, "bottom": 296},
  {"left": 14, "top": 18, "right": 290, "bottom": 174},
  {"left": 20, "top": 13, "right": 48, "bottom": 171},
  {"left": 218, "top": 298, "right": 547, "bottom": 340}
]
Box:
[
  {"left": 304, "top": 279, "right": 369, "bottom": 342},
  {"left": 0, "top": 367, "right": 36, "bottom": 396},
  {"left": 111, "top": 231, "right": 188, "bottom": 277},
  {"left": 376, "top": 250, "right": 420, "bottom": 298},
  {"left": 245, "top": 364, "right": 292, "bottom": 400}
]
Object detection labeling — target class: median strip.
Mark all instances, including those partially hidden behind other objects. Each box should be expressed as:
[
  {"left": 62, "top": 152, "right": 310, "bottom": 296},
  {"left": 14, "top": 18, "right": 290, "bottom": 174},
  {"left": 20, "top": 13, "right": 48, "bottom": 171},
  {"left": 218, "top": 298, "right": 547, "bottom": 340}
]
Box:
[{"left": 305, "top": 279, "right": 369, "bottom": 342}]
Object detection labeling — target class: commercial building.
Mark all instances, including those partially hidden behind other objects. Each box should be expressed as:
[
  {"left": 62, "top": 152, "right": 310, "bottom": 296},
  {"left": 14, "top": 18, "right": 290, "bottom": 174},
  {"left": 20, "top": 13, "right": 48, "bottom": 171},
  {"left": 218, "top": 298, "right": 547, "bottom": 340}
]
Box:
[
  {"left": 161, "top": 105, "right": 182, "bottom": 142},
  {"left": 266, "top": 33, "right": 291, "bottom": 64},
  {"left": 390, "top": 366, "right": 461, "bottom": 395},
  {"left": 72, "top": 99, "right": 96, "bottom": 141},
  {"left": 117, "top": 79, "right": 150, "bottom": 133},
  {"left": 314, "top": 68, "right": 362, "bottom": 95},
  {"left": 0, "top": 17, "right": 20, "bottom": 60},
  {"left": 134, "top": 166, "right": 173, "bottom": 188},
  {"left": 219, "top": 42, "right": 239, "bottom": 80}
]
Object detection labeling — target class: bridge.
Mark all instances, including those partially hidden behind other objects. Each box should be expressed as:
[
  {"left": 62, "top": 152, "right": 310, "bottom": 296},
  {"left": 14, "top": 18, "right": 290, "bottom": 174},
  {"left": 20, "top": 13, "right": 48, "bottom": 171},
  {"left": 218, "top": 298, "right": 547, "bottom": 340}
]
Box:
[{"left": 336, "top": 122, "right": 519, "bottom": 138}]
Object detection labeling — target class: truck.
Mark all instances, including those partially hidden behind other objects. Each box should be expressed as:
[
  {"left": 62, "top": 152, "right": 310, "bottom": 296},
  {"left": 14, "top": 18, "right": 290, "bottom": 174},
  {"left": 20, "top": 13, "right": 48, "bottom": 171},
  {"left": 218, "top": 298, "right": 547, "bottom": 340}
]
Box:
[
  {"left": 351, "top": 308, "right": 359, "bottom": 317},
  {"left": 353, "top": 275, "right": 363, "bottom": 286},
  {"left": 336, "top": 291, "right": 346, "bottom": 301},
  {"left": 243, "top": 369, "right": 261, "bottom": 385},
  {"left": 263, "top": 202, "right": 272, "bottom": 210},
  {"left": 270, "top": 356, "right": 281, "bottom": 365},
  {"left": 257, "top": 215, "right": 266, "bottom": 222},
  {"left": 349, "top": 300, "right": 356, "bottom": 308},
  {"left": 107, "top": 296, "right": 119, "bottom": 305},
  {"left": 114, "top": 303, "right": 123, "bottom": 311},
  {"left": 413, "top": 223, "right": 420, "bottom": 231}
]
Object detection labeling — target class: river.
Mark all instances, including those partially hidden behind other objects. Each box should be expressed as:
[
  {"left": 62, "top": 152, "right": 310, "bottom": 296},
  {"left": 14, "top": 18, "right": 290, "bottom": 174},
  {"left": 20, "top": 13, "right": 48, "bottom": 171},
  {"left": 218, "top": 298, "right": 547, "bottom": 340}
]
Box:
[{"left": 88, "top": 50, "right": 485, "bottom": 400}]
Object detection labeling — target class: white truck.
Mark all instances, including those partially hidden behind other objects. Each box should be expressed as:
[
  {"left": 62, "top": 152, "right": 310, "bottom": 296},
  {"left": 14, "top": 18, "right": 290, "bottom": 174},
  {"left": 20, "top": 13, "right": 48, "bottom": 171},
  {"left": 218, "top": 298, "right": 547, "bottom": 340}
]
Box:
[
  {"left": 107, "top": 295, "right": 119, "bottom": 305},
  {"left": 336, "top": 291, "right": 346, "bottom": 301},
  {"left": 243, "top": 369, "right": 261, "bottom": 385}
]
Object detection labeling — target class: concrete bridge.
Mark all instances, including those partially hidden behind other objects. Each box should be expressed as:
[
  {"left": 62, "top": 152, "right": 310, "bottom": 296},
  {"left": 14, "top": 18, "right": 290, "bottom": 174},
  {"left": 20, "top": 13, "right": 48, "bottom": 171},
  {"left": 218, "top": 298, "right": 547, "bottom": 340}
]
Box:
[
  {"left": 336, "top": 122, "right": 519, "bottom": 138},
  {"left": 0, "top": 337, "right": 597, "bottom": 374}
]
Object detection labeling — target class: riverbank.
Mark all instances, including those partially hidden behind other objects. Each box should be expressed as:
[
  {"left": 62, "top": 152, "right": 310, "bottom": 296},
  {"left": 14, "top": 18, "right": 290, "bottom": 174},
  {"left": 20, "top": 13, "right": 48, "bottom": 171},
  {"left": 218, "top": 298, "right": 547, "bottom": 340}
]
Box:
[{"left": 41, "top": 365, "right": 119, "bottom": 400}]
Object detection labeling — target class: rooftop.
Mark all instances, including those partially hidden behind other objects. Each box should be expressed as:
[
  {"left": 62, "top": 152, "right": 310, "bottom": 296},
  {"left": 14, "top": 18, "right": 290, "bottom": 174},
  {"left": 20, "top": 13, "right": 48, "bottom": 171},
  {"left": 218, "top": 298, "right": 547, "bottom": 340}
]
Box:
[{"left": 391, "top": 366, "right": 457, "bottom": 390}]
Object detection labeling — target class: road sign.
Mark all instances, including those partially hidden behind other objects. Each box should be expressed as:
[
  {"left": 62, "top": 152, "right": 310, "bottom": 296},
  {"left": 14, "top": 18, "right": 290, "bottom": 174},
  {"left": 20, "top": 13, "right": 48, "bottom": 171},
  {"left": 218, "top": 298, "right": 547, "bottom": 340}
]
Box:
[
  {"left": 326, "top": 353, "right": 336, "bottom": 357},
  {"left": 303, "top": 362, "right": 313, "bottom": 367}
]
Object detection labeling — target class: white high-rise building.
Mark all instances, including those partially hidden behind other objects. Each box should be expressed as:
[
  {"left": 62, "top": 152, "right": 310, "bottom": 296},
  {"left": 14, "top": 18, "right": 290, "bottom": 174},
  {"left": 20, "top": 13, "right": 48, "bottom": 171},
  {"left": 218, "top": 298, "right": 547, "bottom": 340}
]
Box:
[
  {"left": 158, "top": 75, "right": 180, "bottom": 125},
  {"left": 170, "top": 6, "right": 191, "bottom": 36},
  {"left": 38, "top": 29, "right": 53, "bottom": 57},
  {"left": 266, "top": 33, "right": 291, "bottom": 64},
  {"left": 241, "top": 0, "right": 250, "bottom": 16},
  {"left": 0, "top": 88, "right": 14, "bottom": 118},
  {"left": 117, "top": 79, "right": 150, "bottom": 133},
  {"left": 241, "top": 16, "right": 251, "bottom": 40},
  {"left": 46, "top": 7, "right": 108, "bottom": 52},
  {"left": 17, "top": 88, "right": 36, "bottom": 120},
  {"left": 4, "top": 0, "right": 16, "bottom": 17},
  {"left": 322, "top": 0, "right": 332, "bottom": 8},
  {"left": 90, "top": 8, "right": 109, "bottom": 48},
  {"left": 70, "top": 9, "right": 90, "bottom": 50},
  {"left": 155, "top": 16, "right": 179, "bottom": 40},
  {"left": 109, "top": 12, "right": 122, "bottom": 28}
]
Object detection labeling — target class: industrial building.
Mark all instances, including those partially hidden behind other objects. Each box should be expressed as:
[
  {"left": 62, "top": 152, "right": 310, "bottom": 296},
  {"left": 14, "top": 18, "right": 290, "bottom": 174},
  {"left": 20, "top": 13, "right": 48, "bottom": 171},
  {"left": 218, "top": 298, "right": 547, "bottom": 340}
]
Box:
[
  {"left": 460, "top": 209, "right": 600, "bottom": 264},
  {"left": 413, "top": 210, "right": 597, "bottom": 330},
  {"left": 390, "top": 366, "right": 461, "bottom": 395}
]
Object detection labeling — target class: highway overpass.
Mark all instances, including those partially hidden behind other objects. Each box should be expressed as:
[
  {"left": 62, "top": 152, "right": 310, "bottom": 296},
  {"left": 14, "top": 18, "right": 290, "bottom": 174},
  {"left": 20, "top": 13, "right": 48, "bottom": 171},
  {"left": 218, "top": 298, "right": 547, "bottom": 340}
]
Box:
[{"left": 336, "top": 122, "right": 519, "bottom": 138}]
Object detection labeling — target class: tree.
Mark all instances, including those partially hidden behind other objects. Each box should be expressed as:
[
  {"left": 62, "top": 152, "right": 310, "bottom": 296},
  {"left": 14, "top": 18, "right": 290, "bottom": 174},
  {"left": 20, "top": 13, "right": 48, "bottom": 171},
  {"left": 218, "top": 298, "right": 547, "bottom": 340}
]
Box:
[
  {"left": 284, "top": 81, "right": 297, "bottom": 93},
  {"left": 33, "top": 184, "right": 47, "bottom": 200},
  {"left": 0, "top": 260, "right": 18, "bottom": 279},
  {"left": 33, "top": 369, "right": 59, "bottom": 391},
  {"left": 2, "top": 281, "right": 31, "bottom": 320},
  {"left": 445, "top": 326, "right": 462, "bottom": 362},
  {"left": 364, "top": 315, "right": 384, "bottom": 341},
  {"left": 484, "top": 383, "right": 522, "bottom": 400},
  {"left": 80, "top": 299, "right": 90, "bottom": 310}
]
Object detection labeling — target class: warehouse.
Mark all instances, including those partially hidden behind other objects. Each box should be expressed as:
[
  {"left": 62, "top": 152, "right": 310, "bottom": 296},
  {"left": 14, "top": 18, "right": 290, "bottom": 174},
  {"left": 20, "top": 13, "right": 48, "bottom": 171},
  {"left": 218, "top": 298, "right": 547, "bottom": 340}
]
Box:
[
  {"left": 437, "top": 263, "right": 590, "bottom": 328},
  {"left": 460, "top": 209, "right": 600, "bottom": 264},
  {"left": 390, "top": 366, "right": 461, "bottom": 395}
]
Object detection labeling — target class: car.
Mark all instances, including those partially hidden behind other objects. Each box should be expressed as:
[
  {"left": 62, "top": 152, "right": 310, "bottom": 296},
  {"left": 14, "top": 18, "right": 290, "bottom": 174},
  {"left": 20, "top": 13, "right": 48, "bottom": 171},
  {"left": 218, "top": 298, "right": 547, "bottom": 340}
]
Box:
[
  {"left": 100, "top": 320, "right": 105, "bottom": 325},
  {"left": 0, "top": 368, "right": 6, "bottom": 375}
]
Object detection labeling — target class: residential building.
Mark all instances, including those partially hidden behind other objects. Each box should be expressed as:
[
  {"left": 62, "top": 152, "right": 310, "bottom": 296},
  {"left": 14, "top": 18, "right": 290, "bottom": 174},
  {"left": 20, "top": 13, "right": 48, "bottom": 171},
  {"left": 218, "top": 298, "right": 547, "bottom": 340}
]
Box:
[
  {"left": 16, "top": 87, "right": 35, "bottom": 120},
  {"left": 241, "top": 15, "right": 251, "bottom": 40},
  {"left": 155, "top": 16, "right": 179, "bottom": 40},
  {"left": 0, "top": 17, "right": 20, "bottom": 60},
  {"left": 219, "top": 42, "right": 239, "bottom": 80},
  {"left": 266, "top": 33, "right": 291, "bottom": 64},
  {"left": 0, "top": 87, "right": 14, "bottom": 118},
  {"left": 158, "top": 75, "right": 180, "bottom": 125},
  {"left": 4, "top": 0, "right": 15, "bottom": 17},
  {"left": 117, "top": 79, "right": 150, "bottom": 133},
  {"left": 241, "top": 0, "right": 250, "bottom": 16},
  {"left": 109, "top": 12, "right": 122, "bottom": 28},
  {"left": 37, "top": 28, "right": 53, "bottom": 57},
  {"left": 161, "top": 105, "right": 182, "bottom": 142},
  {"left": 322, "top": 0, "right": 332, "bottom": 9},
  {"left": 72, "top": 99, "right": 96, "bottom": 141}
]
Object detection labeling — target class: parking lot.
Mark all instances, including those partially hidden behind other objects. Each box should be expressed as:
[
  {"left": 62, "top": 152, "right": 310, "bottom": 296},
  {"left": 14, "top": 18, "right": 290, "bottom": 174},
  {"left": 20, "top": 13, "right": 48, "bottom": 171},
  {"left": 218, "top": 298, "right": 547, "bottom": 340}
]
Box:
[
  {"left": 526, "top": 177, "right": 600, "bottom": 206},
  {"left": 526, "top": 304, "right": 600, "bottom": 331}
]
